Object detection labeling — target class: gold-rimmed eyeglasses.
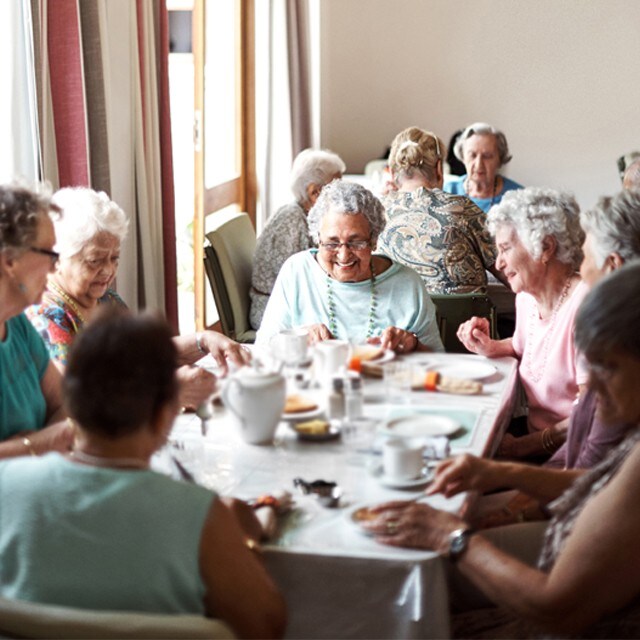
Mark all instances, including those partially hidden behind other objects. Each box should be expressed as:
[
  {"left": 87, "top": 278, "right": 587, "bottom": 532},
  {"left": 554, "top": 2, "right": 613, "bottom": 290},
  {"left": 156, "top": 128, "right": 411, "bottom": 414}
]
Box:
[{"left": 319, "top": 240, "right": 370, "bottom": 252}]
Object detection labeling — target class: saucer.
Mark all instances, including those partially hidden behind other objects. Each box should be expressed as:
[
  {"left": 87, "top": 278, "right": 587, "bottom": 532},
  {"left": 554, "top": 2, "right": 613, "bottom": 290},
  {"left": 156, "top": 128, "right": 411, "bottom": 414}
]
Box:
[
  {"left": 371, "top": 464, "right": 434, "bottom": 489},
  {"left": 380, "top": 414, "right": 461, "bottom": 438}
]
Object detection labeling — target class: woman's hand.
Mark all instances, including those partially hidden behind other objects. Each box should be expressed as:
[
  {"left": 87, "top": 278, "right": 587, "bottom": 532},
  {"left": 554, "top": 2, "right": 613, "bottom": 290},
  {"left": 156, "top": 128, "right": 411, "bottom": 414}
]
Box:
[
  {"left": 457, "top": 316, "right": 493, "bottom": 355},
  {"left": 376, "top": 326, "right": 419, "bottom": 353},
  {"left": 199, "top": 331, "right": 251, "bottom": 375},
  {"left": 426, "top": 454, "right": 502, "bottom": 498},
  {"left": 362, "top": 500, "right": 464, "bottom": 552},
  {"left": 176, "top": 365, "right": 217, "bottom": 410},
  {"left": 304, "top": 323, "right": 333, "bottom": 344},
  {"left": 28, "top": 420, "right": 75, "bottom": 454},
  {"left": 221, "top": 497, "right": 264, "bottom": 541}
]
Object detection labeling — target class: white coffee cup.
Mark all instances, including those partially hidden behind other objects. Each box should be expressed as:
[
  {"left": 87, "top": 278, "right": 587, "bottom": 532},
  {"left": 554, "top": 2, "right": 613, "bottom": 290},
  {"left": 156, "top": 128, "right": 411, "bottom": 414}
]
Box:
[
  {"left": 313, "top": 339, "right": 349, "bottom": 388},
  {"left": 382, "top": 438, "right": 424, "bottom": 480},
  {"left": 221, "top": 367, "right": 286, "bottom": 445},
  {"left": 273, "top": 328, "right": 309, "bottom": 365}
]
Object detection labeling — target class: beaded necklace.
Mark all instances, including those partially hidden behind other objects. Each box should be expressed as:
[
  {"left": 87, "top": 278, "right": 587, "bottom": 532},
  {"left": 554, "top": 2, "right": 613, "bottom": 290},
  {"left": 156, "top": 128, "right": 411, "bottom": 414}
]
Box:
[
  {"left": 325, "top": 263, "right": 377, "bottom": 340},
  {"left": 465, "top": 175, "right": 498, "bottom": 208},
  {"left": 48, "top": 280, "right": 88, "bottom": 326},
  {"left": 524, "top": 276, "right": 573, "bottom": 383}
]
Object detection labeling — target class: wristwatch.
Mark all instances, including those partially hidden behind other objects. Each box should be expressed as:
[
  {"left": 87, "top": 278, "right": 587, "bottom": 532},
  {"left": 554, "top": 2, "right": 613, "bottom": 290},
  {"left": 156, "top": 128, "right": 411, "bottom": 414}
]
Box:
[{"left": 448, "top": 527, "right": 476, "bottom": 562}]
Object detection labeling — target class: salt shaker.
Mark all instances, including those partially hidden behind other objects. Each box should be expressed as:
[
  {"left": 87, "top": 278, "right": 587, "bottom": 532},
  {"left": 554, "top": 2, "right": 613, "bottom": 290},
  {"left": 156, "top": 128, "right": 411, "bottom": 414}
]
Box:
[
  {"left": 327, "top": 375, "right": 345, "bottom": 420},
  {"left": 345, "top": 374, "right": 364, "bottom": 420}
]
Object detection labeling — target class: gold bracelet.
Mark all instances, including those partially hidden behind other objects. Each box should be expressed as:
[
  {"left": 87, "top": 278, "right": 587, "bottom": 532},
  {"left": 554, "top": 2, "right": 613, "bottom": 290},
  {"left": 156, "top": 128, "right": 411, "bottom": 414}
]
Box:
[
  {"left": 245, "top": 538, "right": 262, "bottom": 554},
  {"left": 541, "top": 428, "right": 557, "bottom": 454},
  {"left": 22, "top": 436, "right": 37, "bottom": 457}
]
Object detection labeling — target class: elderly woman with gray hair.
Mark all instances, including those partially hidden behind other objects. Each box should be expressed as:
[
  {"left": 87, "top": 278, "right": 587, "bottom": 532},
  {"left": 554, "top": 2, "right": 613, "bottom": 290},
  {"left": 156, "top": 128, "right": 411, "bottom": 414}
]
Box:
[
  {"left": 444, "top": 122, "right": 523, "bottom": 213},
  {"left": 250, "top": 148, "right": 346, "bottom": 329},
  {"left": 256, "top": 180, "right": 443, "bottom": 353},
  {"left": 458, "top": 188, "right": 587, "bottom": 461},
  {"left": 27, "top": 187, "right": 249, "bottom": 409}
]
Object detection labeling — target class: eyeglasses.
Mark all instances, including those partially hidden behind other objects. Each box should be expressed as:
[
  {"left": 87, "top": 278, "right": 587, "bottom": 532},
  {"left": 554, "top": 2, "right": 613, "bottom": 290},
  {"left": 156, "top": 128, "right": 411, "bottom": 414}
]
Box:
[
  {"left": 29, "top": 246, "right": 60, "bottom": 267},
  {"left": 319, "top": 240, "right": 371, "bottom": 252}
]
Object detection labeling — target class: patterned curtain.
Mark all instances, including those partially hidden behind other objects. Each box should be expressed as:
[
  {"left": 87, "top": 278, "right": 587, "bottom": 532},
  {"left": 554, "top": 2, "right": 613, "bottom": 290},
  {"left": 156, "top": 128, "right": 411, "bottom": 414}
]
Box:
[{"left": 28, "top": 0, "right": 178, "bottom": 329}]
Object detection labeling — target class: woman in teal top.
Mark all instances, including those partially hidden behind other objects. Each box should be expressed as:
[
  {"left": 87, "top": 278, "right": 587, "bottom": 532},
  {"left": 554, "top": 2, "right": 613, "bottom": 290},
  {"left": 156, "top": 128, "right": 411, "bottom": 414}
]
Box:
[
  {"left": 0, "top": 183, "right": 74, "bottom": 456},
  {"left": 0, "top": 309, "right": 286, "bottom": 639}
]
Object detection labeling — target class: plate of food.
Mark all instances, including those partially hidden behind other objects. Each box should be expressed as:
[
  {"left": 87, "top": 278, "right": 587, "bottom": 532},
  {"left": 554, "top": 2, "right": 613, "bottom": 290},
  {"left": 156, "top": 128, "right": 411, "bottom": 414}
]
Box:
[
  {"left": 345, "top": 503, "right": 380, "bottom": 536},
  {"left": 380, "top": 414, "right": 461, "bottom": 438},
  {"left": 430, "top": 361, "right": 497, "bottom": 381},
  {"left": 289, "top": 419, "right": 340, "bottom": 442},
  {"left": 350, "top": 345, "right": 395, "bottom": 365},
  {"left": 281, "top": 394, "right": 322, "bottom": 421}
]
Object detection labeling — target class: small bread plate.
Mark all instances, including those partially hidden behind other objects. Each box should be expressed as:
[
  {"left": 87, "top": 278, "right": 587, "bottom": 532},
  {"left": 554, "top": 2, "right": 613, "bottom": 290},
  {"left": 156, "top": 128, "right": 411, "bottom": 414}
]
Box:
[
  {"left": 288, "top": 420, "right": 340, "bottom": 442},
  {"left": 380, "top": 414, "right": 461, "bottom": 438},
  {"left": 430, "top": 361, "right": 497, "bottom": 381},
  {"left": 370, "top": 464, "right": 434, "bottom": 489},
  {"left": 345, "top": 503, "right": 380, "bottom": 536}
]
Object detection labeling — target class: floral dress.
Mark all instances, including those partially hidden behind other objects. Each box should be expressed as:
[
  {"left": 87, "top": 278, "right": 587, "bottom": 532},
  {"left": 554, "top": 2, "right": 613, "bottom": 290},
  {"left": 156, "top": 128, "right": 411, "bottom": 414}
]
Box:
[{"left": 26, "top": 285, "right": 127, "bottom": 366}]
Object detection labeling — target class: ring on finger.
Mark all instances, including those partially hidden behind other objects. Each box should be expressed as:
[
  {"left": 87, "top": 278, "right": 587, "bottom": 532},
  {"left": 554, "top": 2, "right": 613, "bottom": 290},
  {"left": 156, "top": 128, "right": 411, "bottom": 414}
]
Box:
[{"left": 386, "top": 520, "right": 399, "bottom": 534}]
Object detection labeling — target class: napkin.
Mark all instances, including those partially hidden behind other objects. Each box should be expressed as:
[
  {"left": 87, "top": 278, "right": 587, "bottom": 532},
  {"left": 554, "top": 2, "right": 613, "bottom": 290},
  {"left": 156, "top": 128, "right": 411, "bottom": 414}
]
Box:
[
  {"left": 411, "top": 372, "right": 483, "bottom": 395},
  {"left": 252, "top": 490, "right": 293, "bottom": 540}
]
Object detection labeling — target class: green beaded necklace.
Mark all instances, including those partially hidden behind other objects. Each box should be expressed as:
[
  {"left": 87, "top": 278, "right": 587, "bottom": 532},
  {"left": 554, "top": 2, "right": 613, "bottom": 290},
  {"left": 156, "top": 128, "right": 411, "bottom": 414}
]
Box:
[{"left": 325, "top": 262, "right": 377, "bottom": 340}]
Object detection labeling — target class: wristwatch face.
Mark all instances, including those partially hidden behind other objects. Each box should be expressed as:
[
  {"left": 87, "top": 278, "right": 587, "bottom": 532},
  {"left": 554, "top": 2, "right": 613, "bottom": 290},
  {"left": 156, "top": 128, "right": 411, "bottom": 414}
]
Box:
[{"left": 449, "top": 528, "right": 472, "bottom": 560}]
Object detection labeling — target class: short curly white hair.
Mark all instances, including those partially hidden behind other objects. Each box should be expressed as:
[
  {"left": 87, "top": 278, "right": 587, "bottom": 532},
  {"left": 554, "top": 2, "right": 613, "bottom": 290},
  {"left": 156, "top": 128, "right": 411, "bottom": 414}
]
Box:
[
  {"left": 307, "top": 180, "right": 386, "bottom": 244},
  {"left": 51, "top": 187, "right": 129, "bottom": 259},
  {"left": 487, "top": 187, "right": 584, "bottom": 269},
  {"left": 290, "top": 149, "right": 346, "bottom": 205}
]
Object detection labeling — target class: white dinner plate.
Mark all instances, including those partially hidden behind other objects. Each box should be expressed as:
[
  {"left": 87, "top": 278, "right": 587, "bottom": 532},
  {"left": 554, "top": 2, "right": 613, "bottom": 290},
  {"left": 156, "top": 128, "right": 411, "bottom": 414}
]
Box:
[
  {"left": 380, "top": 414, "right": 461, "bottom": 438},
  {"left": 288, "top": 421, "right": 340, "bottom": 442},
  {"left": 431, "top": 361, "right": 497, "bottom": 381},
  {"left": 371, "top": 464, "right": 434, "bottom": 489},
  {"left": 281, "top": 406, "right": 323, "bottom": 421}
]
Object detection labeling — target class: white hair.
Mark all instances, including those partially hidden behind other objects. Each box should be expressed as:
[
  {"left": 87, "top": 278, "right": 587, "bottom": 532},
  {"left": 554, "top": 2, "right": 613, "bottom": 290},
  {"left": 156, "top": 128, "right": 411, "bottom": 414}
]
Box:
[
  {"left": 580, "top": 190, "right": 640, "bottom": 268},
  {"left": 290, "top": 149, "right": 346, "bottom": 204},
  {"left": 51, "top": 187, "right": 129, "bottom": 259},
  {"left": 487, "top": 187, "right": 584, "bottom": 269},
  {"left": 454, "top": 122, "right": 512, "bottom": 166}
]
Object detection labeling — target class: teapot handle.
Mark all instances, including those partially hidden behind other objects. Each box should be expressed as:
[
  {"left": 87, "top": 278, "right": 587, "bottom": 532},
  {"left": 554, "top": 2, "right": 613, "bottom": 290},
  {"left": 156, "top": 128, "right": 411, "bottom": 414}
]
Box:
[{"left": 221, "top": 378, "right": 246, "bottom": 429}]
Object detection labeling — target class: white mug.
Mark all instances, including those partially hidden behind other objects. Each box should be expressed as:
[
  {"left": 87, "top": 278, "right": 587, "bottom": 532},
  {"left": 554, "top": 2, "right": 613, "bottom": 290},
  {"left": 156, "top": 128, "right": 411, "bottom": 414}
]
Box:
[
  {"left": 221, "top": 368, "right": 286, "bottom": 445},
  {"left": 313, "top": 339, "right": 349, "bottom": 388},
  {"left": 382, "top": 438, "right": 424, "bottom": 480},
  {"left": 273, "top": 328, "right": 309, "bottom": 365}
]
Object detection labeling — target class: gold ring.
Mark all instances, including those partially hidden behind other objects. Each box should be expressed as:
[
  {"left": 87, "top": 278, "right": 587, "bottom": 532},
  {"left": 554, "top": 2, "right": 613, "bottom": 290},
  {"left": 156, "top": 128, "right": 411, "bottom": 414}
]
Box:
[{"left": 386, "top": 520, "right": 399, "bottom": 534}]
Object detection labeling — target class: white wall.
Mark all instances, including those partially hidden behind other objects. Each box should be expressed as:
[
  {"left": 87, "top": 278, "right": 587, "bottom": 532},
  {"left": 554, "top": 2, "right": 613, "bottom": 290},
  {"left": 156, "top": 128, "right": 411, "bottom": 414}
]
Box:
[{"left": 318, "top": 0, "right": 640, "bottom": 209}]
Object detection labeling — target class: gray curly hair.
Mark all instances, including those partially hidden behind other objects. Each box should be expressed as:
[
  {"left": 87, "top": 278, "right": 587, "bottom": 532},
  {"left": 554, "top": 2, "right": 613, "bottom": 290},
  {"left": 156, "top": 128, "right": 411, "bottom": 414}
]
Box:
[
  {"left": 488, "top": 187, "right": 584, "bottom": 269},
  {"left": 454, "top": 122, "right": 512, "bottom": 166},
  {"left": 308, "top": 180, "right": 386, "bottom": 245},
  {"left": 290, "top": 149, "right": 346, "bottom": 205},
  {"left": 0, "top": 182, "right": 59, "bottom": 255},
  {"left": 580, "top": 190, "right": 640, "bottom": 268}
]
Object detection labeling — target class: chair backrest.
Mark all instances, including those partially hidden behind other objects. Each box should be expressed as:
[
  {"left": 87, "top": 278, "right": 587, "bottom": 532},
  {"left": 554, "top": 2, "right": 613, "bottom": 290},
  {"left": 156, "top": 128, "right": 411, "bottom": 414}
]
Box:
[
  {"left": 429, "top": 293, "right": 497, "bottom": 353},
  {"left": 204, "top": 210, "right": 256, "bottom": 343},
  {"left": 0, "top": 596, "right": 236, "bottom": 639}
]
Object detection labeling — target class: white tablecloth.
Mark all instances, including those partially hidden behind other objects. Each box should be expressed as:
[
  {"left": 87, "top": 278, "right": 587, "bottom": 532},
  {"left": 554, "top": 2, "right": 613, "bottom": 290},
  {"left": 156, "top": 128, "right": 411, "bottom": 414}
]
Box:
[{"left": 160, "top": 352, "right": 518, "bottom": 639}]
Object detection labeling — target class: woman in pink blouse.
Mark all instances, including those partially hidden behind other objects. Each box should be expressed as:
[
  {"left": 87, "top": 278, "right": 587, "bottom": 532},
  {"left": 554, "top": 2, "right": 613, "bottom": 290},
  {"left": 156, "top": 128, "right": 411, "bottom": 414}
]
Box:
[{"left": 458, "top": 187, "right": 586, "bottom": 461}]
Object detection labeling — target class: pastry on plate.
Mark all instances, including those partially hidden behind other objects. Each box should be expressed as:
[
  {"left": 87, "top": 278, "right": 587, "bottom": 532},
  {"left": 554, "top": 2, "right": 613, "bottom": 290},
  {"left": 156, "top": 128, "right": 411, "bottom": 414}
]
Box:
[{"left": 284, "top": 394, "right": 318, "bottom": 414}]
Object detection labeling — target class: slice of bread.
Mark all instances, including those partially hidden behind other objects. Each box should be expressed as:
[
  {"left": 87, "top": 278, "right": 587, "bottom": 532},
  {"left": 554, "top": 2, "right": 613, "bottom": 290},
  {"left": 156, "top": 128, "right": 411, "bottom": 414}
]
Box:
[
  {"left": 295, "top": 419, "right": 330, "bottom": 435},
  {"left": 284, "top": 394, "right": 318, "bottom": 414}
]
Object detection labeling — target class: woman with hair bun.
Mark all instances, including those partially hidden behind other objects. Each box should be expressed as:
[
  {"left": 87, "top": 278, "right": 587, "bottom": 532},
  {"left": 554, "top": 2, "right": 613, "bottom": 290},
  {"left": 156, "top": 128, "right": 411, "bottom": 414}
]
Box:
[{"left": 377, "top": 126, "right": 508, "bottom": 294}]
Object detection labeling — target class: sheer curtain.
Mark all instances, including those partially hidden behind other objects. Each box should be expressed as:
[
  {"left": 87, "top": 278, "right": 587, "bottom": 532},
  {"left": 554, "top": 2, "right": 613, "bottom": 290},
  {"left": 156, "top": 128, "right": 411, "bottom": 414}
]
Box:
[
  {"left": 25, "top": 0, "right": 178, "bottom": 328},
  {"left": 255, "top": 0, "right": 313, "bottom": 232}
]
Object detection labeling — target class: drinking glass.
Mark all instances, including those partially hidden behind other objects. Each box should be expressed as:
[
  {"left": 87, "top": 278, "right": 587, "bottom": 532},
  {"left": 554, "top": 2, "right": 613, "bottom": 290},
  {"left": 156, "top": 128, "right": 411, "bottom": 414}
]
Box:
[{"left": 383, "top": 361, "right": 412, "bottom": 404}]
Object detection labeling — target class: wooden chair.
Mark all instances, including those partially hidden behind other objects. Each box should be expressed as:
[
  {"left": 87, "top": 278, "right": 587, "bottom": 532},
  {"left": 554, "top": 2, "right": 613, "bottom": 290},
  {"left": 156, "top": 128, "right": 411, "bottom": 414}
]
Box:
[
  {"left": 430, "top": 293, "right": 497, "bottom": 353},
  {"left": 0, "top": 596, "right": 235, "bottom": 639},
  {"left": 203, "top": 210, "right": 256, "bottom": 343}
]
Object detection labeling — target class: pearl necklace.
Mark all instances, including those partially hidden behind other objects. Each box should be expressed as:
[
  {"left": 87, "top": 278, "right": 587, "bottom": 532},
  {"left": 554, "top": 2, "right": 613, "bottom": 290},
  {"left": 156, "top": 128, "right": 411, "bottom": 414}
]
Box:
[
  {"left": 524, "top": 277, "right": 573, "bottom": 384},
  {"left": 71, "top": 449, "right": 149, "bottom": 470},
  {"left": 325, "top": 263, "right": 377, "bottom": 340},
  {"left": 48, "top": 280, "right": 88, "bottom": 325}
]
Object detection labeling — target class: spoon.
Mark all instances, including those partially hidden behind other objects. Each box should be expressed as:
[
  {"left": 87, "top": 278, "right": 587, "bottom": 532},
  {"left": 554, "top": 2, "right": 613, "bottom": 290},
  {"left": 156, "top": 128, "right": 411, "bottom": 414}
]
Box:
[{"left": 196, "top": 398, "right": 213, "bottom": 436}]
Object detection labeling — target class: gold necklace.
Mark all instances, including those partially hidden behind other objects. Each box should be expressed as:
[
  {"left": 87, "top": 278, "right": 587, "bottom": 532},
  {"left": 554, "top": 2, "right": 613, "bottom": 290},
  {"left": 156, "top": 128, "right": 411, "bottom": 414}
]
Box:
[
  {"left": 48, "top": 280, "right": 88, "bottom": 324},
  {"left": 71, "top": 449, "right": 149, "bottom": 470}
]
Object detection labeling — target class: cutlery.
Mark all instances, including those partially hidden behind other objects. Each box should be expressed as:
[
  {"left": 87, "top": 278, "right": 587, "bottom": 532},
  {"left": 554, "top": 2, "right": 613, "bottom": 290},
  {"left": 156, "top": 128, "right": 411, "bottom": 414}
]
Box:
[{"left": 172, "top": 455, "right": 197, "bottom": 484}]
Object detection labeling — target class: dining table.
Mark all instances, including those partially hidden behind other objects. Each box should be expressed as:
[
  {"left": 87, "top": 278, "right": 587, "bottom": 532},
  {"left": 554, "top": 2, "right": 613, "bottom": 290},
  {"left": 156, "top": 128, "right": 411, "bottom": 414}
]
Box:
[{"left": 156, "top": 350, "right": 518, "bottom": 639}]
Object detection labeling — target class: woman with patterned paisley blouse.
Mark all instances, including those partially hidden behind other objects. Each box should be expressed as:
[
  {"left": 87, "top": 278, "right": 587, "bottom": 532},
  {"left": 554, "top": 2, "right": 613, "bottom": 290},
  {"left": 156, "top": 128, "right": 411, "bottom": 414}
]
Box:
[{"left": 377, "top": 126, "right": 509, "bottom": 294}]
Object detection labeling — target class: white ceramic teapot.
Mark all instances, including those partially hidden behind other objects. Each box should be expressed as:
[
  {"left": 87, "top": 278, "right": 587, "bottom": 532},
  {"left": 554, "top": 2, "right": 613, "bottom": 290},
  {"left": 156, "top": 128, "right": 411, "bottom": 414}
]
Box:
[{"left": 221, "top": 367, "right": 286, "bottom": 445}]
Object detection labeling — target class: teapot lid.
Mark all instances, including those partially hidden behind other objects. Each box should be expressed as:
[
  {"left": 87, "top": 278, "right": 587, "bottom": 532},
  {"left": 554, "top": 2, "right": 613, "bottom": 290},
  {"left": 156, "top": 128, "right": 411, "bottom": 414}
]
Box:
[{"left": 232, "top": 365, "right": 282, "bottom": 385}]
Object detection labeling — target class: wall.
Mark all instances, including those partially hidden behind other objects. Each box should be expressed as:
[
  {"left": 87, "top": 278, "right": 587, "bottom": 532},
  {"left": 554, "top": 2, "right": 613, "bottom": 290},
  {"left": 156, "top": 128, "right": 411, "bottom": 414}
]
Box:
[{"left": 318, "top": 0, "right": 640, "bottom": 209}]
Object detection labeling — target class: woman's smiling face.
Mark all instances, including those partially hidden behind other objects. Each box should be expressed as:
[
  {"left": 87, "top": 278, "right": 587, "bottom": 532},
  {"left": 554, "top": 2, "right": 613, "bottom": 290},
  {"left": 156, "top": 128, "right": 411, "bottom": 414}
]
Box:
[{"left": 316, "top": 209, "right": 373, "bottom": 282}]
